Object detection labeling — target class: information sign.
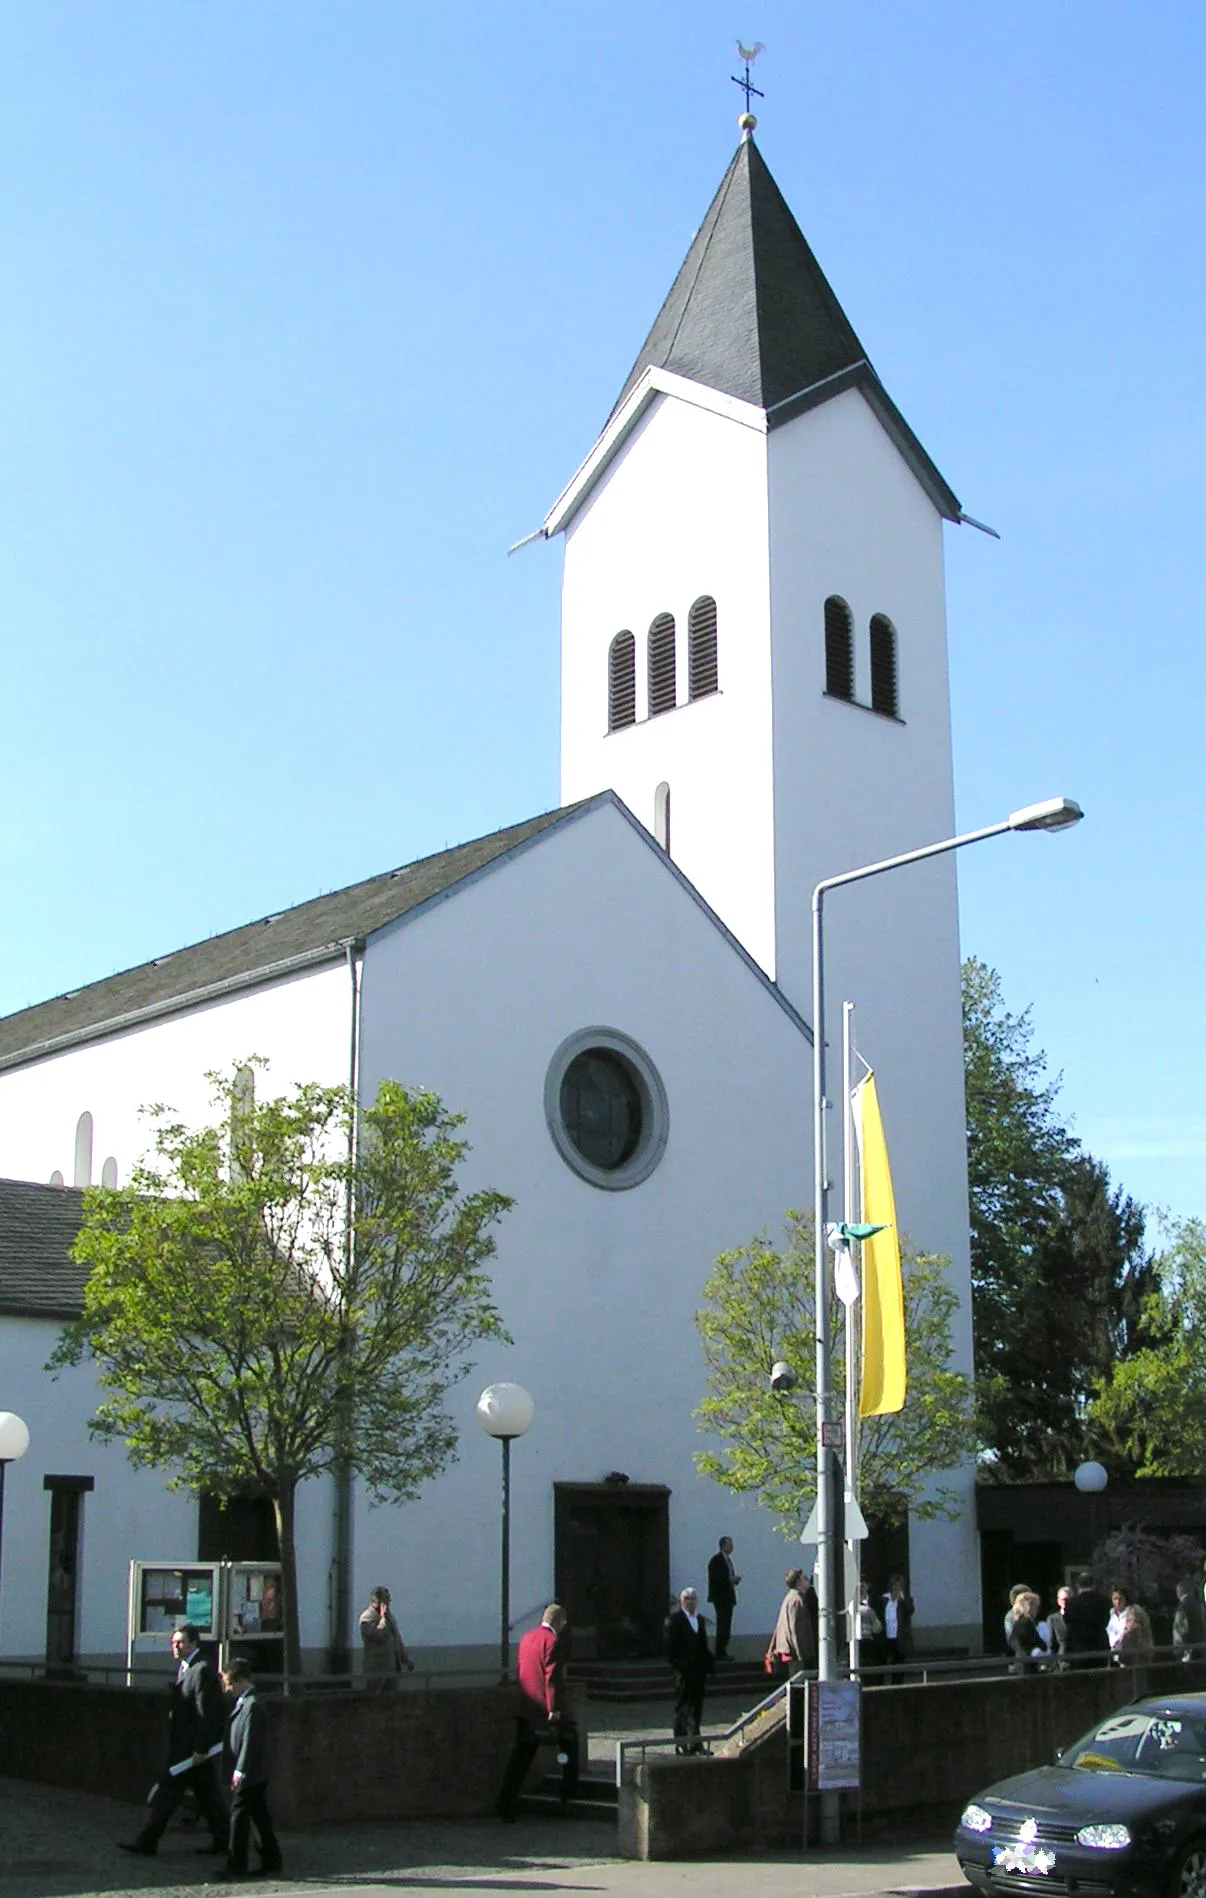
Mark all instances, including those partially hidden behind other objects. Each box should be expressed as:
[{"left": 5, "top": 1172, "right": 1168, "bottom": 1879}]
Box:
[{"left": 807, "top": 1678, "right": 861, "bottom": 1791}]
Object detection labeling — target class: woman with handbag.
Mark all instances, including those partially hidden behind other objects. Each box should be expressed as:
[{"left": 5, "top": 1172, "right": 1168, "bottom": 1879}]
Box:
[{"left": 765, "top": 1569, "right": 817, "bottom": 1677}]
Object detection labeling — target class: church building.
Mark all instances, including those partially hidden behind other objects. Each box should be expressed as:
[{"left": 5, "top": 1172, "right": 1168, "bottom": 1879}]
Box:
[{"left": 0, "top": 122, "right": 981, "bottom": 1668}]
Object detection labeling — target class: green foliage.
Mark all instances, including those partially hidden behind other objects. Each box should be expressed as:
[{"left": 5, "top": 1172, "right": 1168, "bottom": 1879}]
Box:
[
  {"left": 964, "top": 960, "right": 1158, "bottom": 1477},
  {"left": 50, "top": 1065, "right": 512, "bottom": 1668},
  {"left": 693, "top": 1213, "right": 975, "bottom": 1530},
  {"left": 1088, "top": 1218, "right": 1206, "bottom": 1478}
]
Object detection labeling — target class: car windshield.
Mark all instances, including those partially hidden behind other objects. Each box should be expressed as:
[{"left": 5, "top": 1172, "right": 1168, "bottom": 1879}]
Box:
[{"left": 1064, "top": 1712, "right": 1206, "bottom": 1782}]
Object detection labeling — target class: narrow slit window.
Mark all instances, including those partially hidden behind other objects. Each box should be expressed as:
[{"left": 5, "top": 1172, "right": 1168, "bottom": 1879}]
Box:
[
  {"left": 608, "top": 631, "right": 636, "bottom": 731},
  {"left": 688, "top": 596, "right": 718, "bottom": 700},
  {"left": 648, "top": 613, "right": 677, "bottom": 717},
  {"left": 73, "top": 1112, "right": 93, "bottom": 1189},
  {"left": 870, "top": 614, "right": 899, "bottom": 717},
  {"left": 654, "top": 781, "right": 671, "bottom": 854},
  {"left": 824, "top": 596, "right": 855, "bottom": 701}
]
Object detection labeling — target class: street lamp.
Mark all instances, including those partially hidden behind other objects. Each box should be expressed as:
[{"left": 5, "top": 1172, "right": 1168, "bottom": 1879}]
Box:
[
  {"left": 810, "top": 798, "right": 1084, "bottom": 1698},
  {"left": 0, "top": 1411, "right": 30, "bottom": 1647},
  {"left": 476, "top": 1382, "right": 535, "bottom": 1683},
  {"left": 1075, "top": 1460, "right": 1108, "bottom": 1567}
]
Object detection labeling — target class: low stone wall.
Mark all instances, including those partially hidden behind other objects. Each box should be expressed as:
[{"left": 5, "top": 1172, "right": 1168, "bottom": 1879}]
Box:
[
  {"left": 0, "top": 1676, "right": 588, "bottom": 1827},
  {"left": 619, "top": 1658, "right": 1206, "bottom": 1859}
]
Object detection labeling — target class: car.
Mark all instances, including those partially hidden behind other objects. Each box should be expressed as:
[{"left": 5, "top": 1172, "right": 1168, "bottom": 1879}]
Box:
[{"left": 954, "top": 1694, "right": 1206, "bottom": 1898}]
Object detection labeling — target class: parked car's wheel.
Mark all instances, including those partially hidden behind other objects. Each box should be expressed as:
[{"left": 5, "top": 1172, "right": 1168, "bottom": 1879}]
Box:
[{"left": 1169, "top": 1839, "right": 1206, "bottom": 1898}]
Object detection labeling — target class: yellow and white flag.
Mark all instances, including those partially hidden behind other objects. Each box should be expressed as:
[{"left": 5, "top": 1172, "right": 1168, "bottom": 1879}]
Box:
[{"left": 853, "top": 1071, "right": 906, "bottom": 1416}]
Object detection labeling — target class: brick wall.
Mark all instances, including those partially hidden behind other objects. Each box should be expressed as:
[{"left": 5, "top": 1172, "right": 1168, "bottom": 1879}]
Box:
[{"left": 0, "top": 1676, "right": 589, "bottom": 1826}]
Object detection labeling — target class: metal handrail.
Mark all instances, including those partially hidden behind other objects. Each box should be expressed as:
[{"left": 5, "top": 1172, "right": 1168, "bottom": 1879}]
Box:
[
  {"left": 613, "top": 1643, "right": 1203, "bottom": 1786},
  {"left": 615, "top": 1670, "right": 802, "bottom": 1786},
  {"left": 0, "top": 1658, "right": 506, "bottom": 1694}
]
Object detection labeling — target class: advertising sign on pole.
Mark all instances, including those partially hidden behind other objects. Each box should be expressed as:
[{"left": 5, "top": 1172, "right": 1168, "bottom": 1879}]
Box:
[{"left": 807, "top": 1678, "right": 862, "bottom": 1791}]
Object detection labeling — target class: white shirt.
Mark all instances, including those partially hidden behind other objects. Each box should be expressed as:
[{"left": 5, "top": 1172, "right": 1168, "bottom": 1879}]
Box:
[
  {"left": 683, "top": 1610, "right": 700, "bottom": 1632},
  {"left": 1107, "top": 1608, "right": 1128, "bottom": 1648}
]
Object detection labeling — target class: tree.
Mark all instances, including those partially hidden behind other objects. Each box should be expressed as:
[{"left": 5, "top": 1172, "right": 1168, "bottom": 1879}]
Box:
[
  {"left": 1088, "top": 1218, "right": 1206, "bottom": 1478},
  {"left": 693, "top": 1213, "right": 975, "bottom": 1529},
  {"left": 964, "top": 959, "right": 1158, "bottom": 1476},
  {"left": 50, "top": 1066, "right": 512, "bottom": 1673}
]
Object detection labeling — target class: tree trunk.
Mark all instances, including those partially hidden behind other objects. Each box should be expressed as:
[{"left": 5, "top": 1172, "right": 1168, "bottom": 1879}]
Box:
[{"left": 273, "top": 1484, "right": 303, "bottom": 1680}]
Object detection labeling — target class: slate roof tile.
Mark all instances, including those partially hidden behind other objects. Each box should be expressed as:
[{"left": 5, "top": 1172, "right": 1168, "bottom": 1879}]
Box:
[
  {"left": 0, "top": 804, "right": 583, "bottom": 1070},
  {"left": 0, "top": 1177, "right": 87, "bottom": 1319}
]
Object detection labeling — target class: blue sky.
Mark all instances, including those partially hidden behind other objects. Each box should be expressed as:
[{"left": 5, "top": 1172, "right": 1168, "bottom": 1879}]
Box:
[{"left": 2, "top": 3, "right": 1202, "bottom": 1227}]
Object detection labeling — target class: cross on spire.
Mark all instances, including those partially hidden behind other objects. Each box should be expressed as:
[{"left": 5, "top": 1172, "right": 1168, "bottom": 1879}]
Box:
[{"left": 731, "top": 40, "right": 765, "bottom": 118}]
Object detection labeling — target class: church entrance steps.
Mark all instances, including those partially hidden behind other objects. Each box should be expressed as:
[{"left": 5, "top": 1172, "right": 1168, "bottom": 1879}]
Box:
[
  {"left": 519, "top": 1767, "right": 618, "bottom": 1820},
  {"left": 570, "top": 1657, "right": 769, "bottom": 1701}
]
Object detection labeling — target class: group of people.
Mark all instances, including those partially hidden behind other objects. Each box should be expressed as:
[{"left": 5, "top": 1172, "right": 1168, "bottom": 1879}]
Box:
[
  {"left": 1003, "top": 1570, "right": 1206, "bottom": 1670},
  {"left": 117, "top": 1624, "right": 281, "bottom": 1879}
]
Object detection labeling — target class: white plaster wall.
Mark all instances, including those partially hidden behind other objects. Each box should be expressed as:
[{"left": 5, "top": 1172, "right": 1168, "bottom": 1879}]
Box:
[
  {"left": 767, "top": 389, "right": 978, "bottom": 1635},
  {"left": 0, "top": 962, "right": 352, "bottom": 1189},
  {"left": 0, "top": 1320, "right": 333, "bottom": 1662},
  {"left": 353, "top": 799, "right": 814, "bottom": 1655},
  {"left": 559, "top": 393, "right": 778, "bottom": 975}
]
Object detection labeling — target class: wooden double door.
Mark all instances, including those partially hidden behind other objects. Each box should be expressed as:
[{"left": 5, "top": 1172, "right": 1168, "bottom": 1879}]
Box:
[{"left": 554, "top": 1482, "right": 670, "bottom": 1659}]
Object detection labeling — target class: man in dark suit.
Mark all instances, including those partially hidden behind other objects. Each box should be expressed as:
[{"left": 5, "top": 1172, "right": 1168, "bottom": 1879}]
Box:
[
  {"left": 119, "top": 1623, "right": 228, "bottom": 1856},
  {"left": 218, "top": 1656, "right": 282, "bottom": 1879},
  {"left": 1064, "top": 1571, "right": 1112, "bottom": 1668},
  {"left": 706, "top": 1537, "right": 740, "bottom": 1661},
  {"left": 665, "top": 1587, "right": 715, "bottom": 1754}
]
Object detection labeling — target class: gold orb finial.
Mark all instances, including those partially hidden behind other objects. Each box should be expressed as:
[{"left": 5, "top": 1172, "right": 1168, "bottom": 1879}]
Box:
[{"left": 738, "top": 110, "right": 757, "bottom": 135}]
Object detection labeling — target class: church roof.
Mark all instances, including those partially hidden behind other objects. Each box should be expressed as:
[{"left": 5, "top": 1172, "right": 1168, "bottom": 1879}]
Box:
[
  {"left": 604, "top": 133, "right": 959, "bottom": 519},
  {"left": 0, "top": 804, "right": 584, "bottom": 1070},
  {"left": 611, "top": 132, "right": 867, "bottom": 417},
  {"left": 0, "top": 1177, "right": 86, "bottom": 1318}
]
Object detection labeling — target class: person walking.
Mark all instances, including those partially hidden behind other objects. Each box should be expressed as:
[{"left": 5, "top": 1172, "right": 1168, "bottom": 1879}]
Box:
[
  {"left": 217, "top": 1656, "right": 282, "bottom": 1880},
  {"left": 665, "top": 1586, "right": 715, "bottom": 1754},
  {"left": 766, "top": 1568, "right": 816, "bottom": 1677},
  {"left": 118, "top": 1624, "right": 227, "bottom": 1857},
  {"left": 1174, "top": 1578, "right": 1206, "bottom": 1661},
  {"left": 495, "top": 1604, "right": 577, "bottom": 1820},
  {"left": 706, "top": 1536, "right": 741, "bottom": 1661},
  {"left": 358, "top": 1585, "right": 415, "bottom": 1690}
]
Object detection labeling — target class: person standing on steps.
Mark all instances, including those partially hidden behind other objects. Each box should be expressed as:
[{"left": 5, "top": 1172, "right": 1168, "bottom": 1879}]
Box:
[
  {"left": 665, "top": 1586, "right": 715, "bottom": 1754},
  {"left": 706, "top": 1536, "right": 740, "bottom": 1661},
  {"left": 118, "top": 1624, "right": 228, "bottom": 1858}
]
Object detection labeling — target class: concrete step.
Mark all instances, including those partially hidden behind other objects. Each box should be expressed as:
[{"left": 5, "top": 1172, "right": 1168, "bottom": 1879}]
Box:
[{"left": 519, "top": 1771, "right": 618, "bottom": 1820}]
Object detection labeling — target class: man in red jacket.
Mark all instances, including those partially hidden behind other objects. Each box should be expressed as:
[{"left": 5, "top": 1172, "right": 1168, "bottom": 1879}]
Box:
[{"left": 495, "top": 1603, "right": 578, "bottom": 1820}]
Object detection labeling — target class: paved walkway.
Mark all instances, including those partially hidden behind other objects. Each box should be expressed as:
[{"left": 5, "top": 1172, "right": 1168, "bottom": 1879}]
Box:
[{"left": 1, "top": 1777, "right": 964, "bottom": 1898}]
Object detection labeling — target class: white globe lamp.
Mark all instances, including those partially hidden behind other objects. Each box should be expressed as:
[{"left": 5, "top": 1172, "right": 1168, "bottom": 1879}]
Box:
[
  {"left": 0, "top": 1411, "right": 30, "bottom": 1648},
  {"left": 477, "top": 1384, "right": 535, "bottom": 1682}
]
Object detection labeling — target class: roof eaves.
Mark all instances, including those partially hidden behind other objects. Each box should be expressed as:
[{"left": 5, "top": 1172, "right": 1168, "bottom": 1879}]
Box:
[
  {"left": 767, "top": 364, "right": 960, "bottom": 521},
  {"left": 544, "top": 368, "right": 765, "bottom": 540},
  {"left": 0, "top": 940, "right": 352, "bottom": 1077},
  {"left": 363, "top": 793, "right": 614, "bottom": 949}
]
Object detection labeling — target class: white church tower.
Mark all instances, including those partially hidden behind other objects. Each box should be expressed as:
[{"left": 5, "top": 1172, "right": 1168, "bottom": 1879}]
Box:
[{"left": 546, "top": 123, "right": 978, "bottom": 1626}]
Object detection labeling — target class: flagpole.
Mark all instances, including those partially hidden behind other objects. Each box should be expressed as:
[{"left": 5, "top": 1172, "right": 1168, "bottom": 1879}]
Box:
[{"left": 842, "top": 1002, "right": 860, "bottom": 1678}]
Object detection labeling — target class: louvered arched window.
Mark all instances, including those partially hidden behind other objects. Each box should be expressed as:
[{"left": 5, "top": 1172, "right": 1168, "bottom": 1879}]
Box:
[
  {"left": 688, "top": 596, "right": 718, "bottom": 700},
  {"left": 608, "top": 632, "right": 636, "bottom": 731},
  {"left": 824, "top": 596, "right": 855, "bottom": 701},
  {"left": 648, "top": 613, "right": 677, "bottom": 717},
  {"left": 870, "top": 614, "right": 899, "bottom": 717}
]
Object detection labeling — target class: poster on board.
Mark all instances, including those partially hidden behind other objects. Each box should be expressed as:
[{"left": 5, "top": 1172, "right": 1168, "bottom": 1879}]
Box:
[{"left": 807, "top": 1679, "right": 861, "bottom": 1790}]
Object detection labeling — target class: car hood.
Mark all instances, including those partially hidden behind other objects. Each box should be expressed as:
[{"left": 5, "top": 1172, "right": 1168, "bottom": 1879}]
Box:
[{"left": 980, "top": 1766, "right": 1190, "bottom": 1822}]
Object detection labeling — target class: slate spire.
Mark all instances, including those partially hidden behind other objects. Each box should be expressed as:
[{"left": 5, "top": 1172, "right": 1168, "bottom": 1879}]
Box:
[{"left": 610, "top": 133, "right": 870, "bottom": 419}]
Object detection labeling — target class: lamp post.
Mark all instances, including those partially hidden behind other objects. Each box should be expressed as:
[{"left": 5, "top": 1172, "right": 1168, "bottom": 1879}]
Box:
[
  {"left": 810, "top": 798, "right": 1083, "bottom": 1706},
  {"left": 0, "top": 1411, "right": 30, "bottom": 1647},
  {"left": 1074, "top": 1459, "right": 1108, "bottom": 1567},
  {"left": 476, "top": 1383, "right": 535, "bottom": 1683}
]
